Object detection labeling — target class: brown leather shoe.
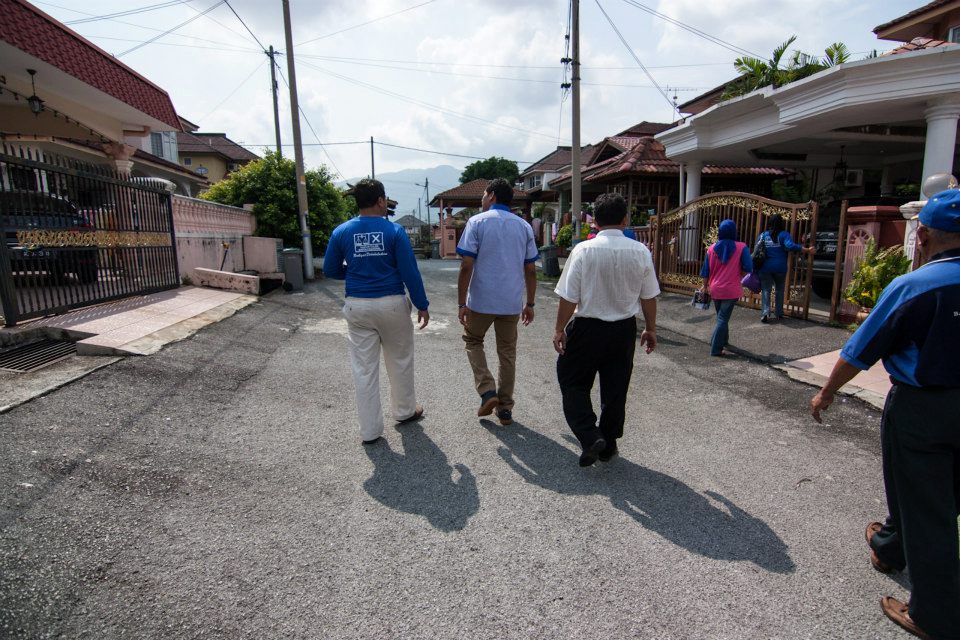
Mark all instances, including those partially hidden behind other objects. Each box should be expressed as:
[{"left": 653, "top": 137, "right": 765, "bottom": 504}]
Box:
[
  {"left": 881, "top": 596, "right": 931, "bottom": 639},
  {"left": 477, "top": 391, "right": 498, "bottom": 417},
  {"left": 865, "top": 522, "right": 894, "bottom": 574}
]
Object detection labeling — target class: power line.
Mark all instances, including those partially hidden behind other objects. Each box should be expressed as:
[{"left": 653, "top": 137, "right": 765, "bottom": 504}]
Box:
[
  {"left": 274, "top": 67, "right": 344, "bottom": 179},
  {"left": 295, "top": 52, "right": 732, "bottom": 71},
  {"left": 65, "top": 0, "right": 193, "bottom": 25},
  {"left": 198, "top": 58, "right": 267, "bottom": 123},
  {"left": 116, "top": 0, "right": 225, "bottom": 57},
  {"left": 81, "top": 33, "right": 260, "bottom": 53},
  {"left": 295, "top": 0, "right": 438, "bottom": 47},
  {"left": 619, "top": 0, "right": 760, "bottom": 59},
  {"left": 595, "top": 0, "right": 677, "bottom": 115},
  {"left": 223, "top": 0, "right": 267, "bottom": 52},
  {"left": 297, "top": 59, "right": 558, "bottom": 142}
]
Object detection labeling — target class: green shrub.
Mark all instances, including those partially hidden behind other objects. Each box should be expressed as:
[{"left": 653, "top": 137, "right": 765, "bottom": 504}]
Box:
[
  {"left": 556, "top": 223, "right": 573, "bottom": 248},
  {"left": 844, "top": 239, "right": 911, "bottom": 308}
]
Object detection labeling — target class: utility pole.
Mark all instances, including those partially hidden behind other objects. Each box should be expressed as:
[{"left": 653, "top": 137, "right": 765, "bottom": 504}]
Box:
[
  {"left": 416, "top": 177, "right": 430, "bottom": 225},
  {"left": 571, "top": 0, "right": 582, "bottom": 243},
  {"left": 418, "top": 197, "right": 422, "bottom": 222},
  {"left": 281, "top": 0, "right": 314, "bottom": 279},
  {"left": 268, "top": 45, "right": 282, "bottom": 157},
  {"left": 370, "top": 136, "right": 375, "bottom": 179}
]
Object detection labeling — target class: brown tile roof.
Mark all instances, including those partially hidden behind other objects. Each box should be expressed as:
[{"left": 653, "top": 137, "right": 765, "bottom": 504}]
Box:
[
  {"left": 874, "top": 0, "right": 954, "bottom": 34},
  {"left": 549, "top": 137, "right": 788, "bottom": 187},
  {"left": 429, "top": 178, "right": 530, "bottom": 207},
  {"left": 0, "top": 0, "right": 181, "bottom": 129},
  {"left": 521, "top": 146, "right": 572, "bottom": 175},
  {"left": 177, "top": 132, "right": 260, "bottom": 162},
  {"left": 613, "top": 121, "right": 674, "bottom": 137},
  {"left": 883, "top": 36, "right": 958, "bottom": 55}
]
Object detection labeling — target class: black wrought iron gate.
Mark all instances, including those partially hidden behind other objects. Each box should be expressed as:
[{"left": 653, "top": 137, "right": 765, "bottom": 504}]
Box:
[{"left": 0, "top": 146, "right": 179, "bottom": 326}]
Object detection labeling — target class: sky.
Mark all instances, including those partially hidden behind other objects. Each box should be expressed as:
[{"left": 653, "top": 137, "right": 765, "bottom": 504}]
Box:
[{"left": 37, "top": 0, "right": 923, "bottom": 211}]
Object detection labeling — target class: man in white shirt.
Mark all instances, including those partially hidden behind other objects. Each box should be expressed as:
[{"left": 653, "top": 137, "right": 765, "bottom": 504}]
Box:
[{"left": 552, "top": 193, "right": 660, "bottom": 466}]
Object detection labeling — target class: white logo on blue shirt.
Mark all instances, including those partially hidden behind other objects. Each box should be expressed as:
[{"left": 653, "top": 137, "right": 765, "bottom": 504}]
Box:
[{"left": 353, "top": 232, "right": 385, "bottom": 254}]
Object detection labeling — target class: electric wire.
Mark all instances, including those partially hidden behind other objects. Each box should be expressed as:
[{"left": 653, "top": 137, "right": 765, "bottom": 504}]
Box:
[
  {"left": 197, "top": 58, "right": 268, "bottom": 123},
  {"left": 619, "top": 0, "right": 761, "bottom": 59},
  {"left": 65, "top": 0, "right": 193, "bottom": 25},
  {"left": 81, "top": 33, "right": 260, "bottom": 53},
  {"left": 295, "top": 0, "right": 438, "bottom": 47},
  {"left": 274, "top": 67, "right": 345, "bottom": 179},
  {"left": 595, "top": 0, "right": 677, "bottom": 116},
  {"left": 295, "top": 52, "right": 731, "bottom": 71},
  {"left": 223, "top": 0, "right": 268, "bottom": 52},
  {"left": 116, "top": 0, "right": 226, "bottom": 57}
]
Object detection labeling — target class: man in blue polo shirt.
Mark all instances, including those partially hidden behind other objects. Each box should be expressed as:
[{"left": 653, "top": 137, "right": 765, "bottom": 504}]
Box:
[
  {"left": 456, "top": 178, "right": 539, "bottom": 426},
  {"left": 810, "top": 189, "right": 960, "bottom": 639},
  {"left": 324, "top": 179, "right": 430, "bottom": 446}
]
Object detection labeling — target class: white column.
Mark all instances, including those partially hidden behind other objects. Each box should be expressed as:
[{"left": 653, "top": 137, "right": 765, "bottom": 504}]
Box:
[
  {"left": 921, "top": 100, "right": 960, "bottom": 189},
  {"left": 681, "top": 160, "right": 703, "bottom": 261},
  {"left": 685, "top": 160, "right": 703, "bottom": 202},
  {"left": 678, "top": 161, "right": 686, "bottom": 206}
]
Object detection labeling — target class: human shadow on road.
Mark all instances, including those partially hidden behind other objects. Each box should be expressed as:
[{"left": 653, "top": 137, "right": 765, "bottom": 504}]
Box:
[
  {"left": 363, "top": 423, "right": 479, "bottom": 532},
  {"left": 483, "top": 421, "right": 796, "bottom": 574}
]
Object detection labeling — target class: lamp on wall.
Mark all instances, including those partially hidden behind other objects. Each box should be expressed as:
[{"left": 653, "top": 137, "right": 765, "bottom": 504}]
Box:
[
  {"left": 832, "top": 145, "right": 847, "bottom": 184},
  {"left": 26, "top": 69, "right": 44, "bottom": 116}
]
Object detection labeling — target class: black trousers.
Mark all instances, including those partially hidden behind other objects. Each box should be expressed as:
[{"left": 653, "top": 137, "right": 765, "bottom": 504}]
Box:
[
  {"left": 556, "top": 316, "right": 636, "bottom": 448},
  {"left": 872, "top": 383, "right": 960, "bottom": 638}
]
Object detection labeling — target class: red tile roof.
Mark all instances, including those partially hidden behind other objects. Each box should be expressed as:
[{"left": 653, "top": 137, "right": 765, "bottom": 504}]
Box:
[
  {"left": 883, "top": 36, "right": 958, "bottom": 55},
  {"left": 429, "top": 178, "right": 531, "bottom": 207},
  {"left": 177, "top": 132, "right": 260, "bottom": 162},
  {"left": 874, "top": 0, "right": 954, "bottom": 34},
  {"left": 0, "top": 0, "right": 181, "bottom": 129},
  {"left": 549, "top": 137, "right": 788, "bottom": 187}
]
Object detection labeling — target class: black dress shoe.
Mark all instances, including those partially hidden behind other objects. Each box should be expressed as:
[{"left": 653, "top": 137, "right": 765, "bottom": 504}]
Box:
[
  {"left": 579, "top": 437, "right": 607, "bottom": 467},
  {"left": 598, "top": 443, "right": 619, "bottom": 462}
]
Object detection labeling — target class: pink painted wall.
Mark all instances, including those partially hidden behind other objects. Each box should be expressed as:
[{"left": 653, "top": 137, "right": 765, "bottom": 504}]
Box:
[{"left": 172, "top": 196, "right": 257, "bottom": 280}]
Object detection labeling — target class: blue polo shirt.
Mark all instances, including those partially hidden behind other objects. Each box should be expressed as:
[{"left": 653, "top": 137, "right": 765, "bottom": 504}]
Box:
[
  {"left": 757, "top": 230, "right": 804, "bottom": 274},
  {"left": 456, "top": 204, "right": 540, "bottom": 315},
  {"left": 323, "top": 216, "right": 429, "bottom": 310},
  {"left": 840, "top": 248, "right": 960, "bottom": 387}
]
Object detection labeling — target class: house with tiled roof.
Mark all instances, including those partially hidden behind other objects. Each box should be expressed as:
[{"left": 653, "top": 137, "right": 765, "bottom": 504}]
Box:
[{"left": 177, "top": 131, "right": 261, "bottom": 185}]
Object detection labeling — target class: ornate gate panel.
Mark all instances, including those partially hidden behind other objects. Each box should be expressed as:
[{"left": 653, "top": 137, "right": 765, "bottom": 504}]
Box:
[
  {"left": 653, "top": 192, "right": 818, "bottom": 319},
  {"left": 0, "top": 146, "right": 180, "bottom": 326}
]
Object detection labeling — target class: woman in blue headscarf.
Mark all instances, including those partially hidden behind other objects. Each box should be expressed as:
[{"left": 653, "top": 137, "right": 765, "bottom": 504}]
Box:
[{"left": 699, "top": 219, "right": 753, "bottom": 356}]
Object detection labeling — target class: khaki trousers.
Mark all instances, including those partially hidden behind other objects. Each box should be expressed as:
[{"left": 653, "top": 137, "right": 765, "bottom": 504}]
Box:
[
  {"left": 342, "top": 295, "right": 417, "bottom": 441},
  {"left": 462, "top": 311, "right": 519, "bottom": 411}
]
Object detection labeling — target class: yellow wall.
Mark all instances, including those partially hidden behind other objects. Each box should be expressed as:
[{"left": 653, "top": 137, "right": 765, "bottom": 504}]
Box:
[{"left": 179, "top": 153, "right": 228, "bottom": 184}]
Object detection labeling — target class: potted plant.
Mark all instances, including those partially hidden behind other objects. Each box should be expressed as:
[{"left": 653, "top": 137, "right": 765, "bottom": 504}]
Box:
[{"left": 844, "top": 239, "right": 911, "bottom": 321}]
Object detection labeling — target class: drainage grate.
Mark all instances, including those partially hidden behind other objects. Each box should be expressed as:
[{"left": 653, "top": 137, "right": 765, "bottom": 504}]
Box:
[{"left": 0, "top": 339, "right": 77, "bottom": 373}]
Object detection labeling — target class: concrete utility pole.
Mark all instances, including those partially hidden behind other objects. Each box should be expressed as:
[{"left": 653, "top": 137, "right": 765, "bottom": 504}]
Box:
[
  {"left": 417, "top": 178, "right": 430, "bottom": 225},
  {"left": 268, "top": 45, "right": 282, "bottom": 157},
  {"left": 571, "top": 0, "right": 582, "bottom": 243},
  {"left": 370, "top": 136, "right": 375, "bottom": 179},
  {"left": 281, "top": 0, "right": 314, "bottom": 279}
]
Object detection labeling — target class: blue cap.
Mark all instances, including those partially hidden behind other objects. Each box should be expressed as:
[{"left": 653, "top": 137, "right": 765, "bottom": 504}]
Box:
[{"left": 919, "top": 189, "right": 960, "bottom": 232}]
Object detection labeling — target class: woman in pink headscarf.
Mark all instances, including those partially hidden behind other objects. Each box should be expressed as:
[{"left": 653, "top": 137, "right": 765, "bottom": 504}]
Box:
[{"left": 699, "top": 219, "right": 753, "bottom": 356}]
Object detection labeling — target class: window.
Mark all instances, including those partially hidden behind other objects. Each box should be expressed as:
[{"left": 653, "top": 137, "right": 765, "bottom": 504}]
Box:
[
  {"left": 150, "top": 132, "right": 163, "bottom": 157},
  {"left": 183, "top": 157, "right": 192, "bottom": 166},
  {"left": 949, "top": 25, "right": 960, "bottom": 43}
]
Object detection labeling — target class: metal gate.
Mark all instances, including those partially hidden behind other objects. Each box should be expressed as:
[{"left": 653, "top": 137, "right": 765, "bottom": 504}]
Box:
[
  {"left": 0, "top": 145, "right": 179, "bottom": 326},
  {"left": 653, "top": 192, "right": 819, "bottom": 319}
]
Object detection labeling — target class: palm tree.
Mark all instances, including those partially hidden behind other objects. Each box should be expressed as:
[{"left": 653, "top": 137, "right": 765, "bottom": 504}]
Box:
[{"left": 721, "top": 38, "right": 852, "bottom": 100}]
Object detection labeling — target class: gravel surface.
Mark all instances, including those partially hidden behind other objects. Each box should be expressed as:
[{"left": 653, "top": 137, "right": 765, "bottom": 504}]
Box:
[{"left": 0, "top": 260, "right": 907, "bottom": 639}]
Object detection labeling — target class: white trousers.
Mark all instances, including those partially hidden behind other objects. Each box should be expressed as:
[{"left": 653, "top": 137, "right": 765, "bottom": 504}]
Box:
[{"left": 342, "top": 295, "right": 417, "bottom": 441}]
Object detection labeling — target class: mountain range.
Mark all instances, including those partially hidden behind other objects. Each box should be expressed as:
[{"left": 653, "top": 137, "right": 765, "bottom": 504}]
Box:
[{"left": 338, "top": 165, "right": 464, "bottom": 225}]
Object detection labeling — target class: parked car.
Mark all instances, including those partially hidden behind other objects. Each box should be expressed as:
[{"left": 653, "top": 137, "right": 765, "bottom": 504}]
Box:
[
  {"left": 807, "top": 196, "right": 907, "bottom": 299},
  {"left": 1, "top": 190, "right": 99, "bottom": 284}
]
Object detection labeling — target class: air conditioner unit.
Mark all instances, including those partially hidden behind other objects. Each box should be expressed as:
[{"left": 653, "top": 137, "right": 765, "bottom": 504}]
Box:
[{"left": 845, "top": 169, "right": 863, "bottom": 187}]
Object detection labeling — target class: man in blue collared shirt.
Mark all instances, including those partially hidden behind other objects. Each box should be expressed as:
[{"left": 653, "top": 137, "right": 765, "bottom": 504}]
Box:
[
  {"left": 456, "top": 178, "right": 540, "bottom": 426},
  {"left": 810, "top": 189, "right": 960, "bottom": 639}
]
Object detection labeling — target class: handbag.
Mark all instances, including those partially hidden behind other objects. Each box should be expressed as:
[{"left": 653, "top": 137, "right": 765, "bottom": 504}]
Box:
[
  {"left": 690, "top": 289, "right": 711, "bottom": 310},
  {"left": 751, "top": 233, "right": 767, "bottom": 270},
  {"left": 741, "top": 271, "right": 761, "bottom": 294}
]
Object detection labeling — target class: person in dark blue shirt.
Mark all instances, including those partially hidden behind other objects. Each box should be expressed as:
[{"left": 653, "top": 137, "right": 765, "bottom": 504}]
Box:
[
  {"left": 755, "top": 214, "right": 814, "bottom": 322},
  {"left": 810, "top": 189, "right": 960, "bottom": 639},
  {"left": 324, "top": 179, "right": 429, "bottom": 446}
]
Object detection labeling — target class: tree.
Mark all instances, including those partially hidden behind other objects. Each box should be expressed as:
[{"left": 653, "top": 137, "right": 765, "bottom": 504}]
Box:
[
  {"left": 721, "top": 37, "right": 853, "bottom": 100},
  {"left": 459, "top": 156, "right": 520, "bottom": 184},
  {"left": 201, "top": 151, "right": 351, "bottom": 254}
]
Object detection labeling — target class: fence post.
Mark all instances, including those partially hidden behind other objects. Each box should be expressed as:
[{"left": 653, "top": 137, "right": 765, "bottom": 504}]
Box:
[
  {"left": 802, "top": 201, "right": 818, "bottom": 321},
  {"left": 829, "top": 200, "right": 849, "bottom": 323}
]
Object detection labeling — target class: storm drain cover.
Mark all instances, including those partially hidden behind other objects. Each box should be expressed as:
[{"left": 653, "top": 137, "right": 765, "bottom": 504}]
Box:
[{"left": 0, "top": 339, "right": 77, "bottom": 373}]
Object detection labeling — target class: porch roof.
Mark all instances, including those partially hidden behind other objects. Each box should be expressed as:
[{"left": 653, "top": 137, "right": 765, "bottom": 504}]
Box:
[
  {"left": 428, "top": 178, "right": 532, "bottom": 207},
  {"left": 655, "top": 47, "right": 960, "bottom": 169}
]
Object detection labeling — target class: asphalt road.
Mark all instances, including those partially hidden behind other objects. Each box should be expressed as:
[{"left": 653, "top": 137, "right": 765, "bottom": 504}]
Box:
[{"left": 0, "top": 259, "right": 908, "bottom": 639}]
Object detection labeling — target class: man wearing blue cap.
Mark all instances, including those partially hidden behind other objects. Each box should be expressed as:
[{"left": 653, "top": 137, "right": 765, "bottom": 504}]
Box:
[{"left": 810, "top": 189, "right": 960, "bottom": 639}]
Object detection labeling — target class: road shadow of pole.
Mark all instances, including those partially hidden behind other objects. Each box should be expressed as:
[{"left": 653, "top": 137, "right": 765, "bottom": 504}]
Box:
[
  {"left": 482, "top": 420, "right": 796, "bottom": 574},
  {"left": 363, "top": 423, "right": 479, "bottom": 533}
]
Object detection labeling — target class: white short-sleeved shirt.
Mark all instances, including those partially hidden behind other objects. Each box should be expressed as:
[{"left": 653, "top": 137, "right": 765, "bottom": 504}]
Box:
[
  {"left": 554, "top": 229, "right": 660, "bottom": 321},
  {"left": 457, "top": 205, "right": 540, "bottom": 315}
]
